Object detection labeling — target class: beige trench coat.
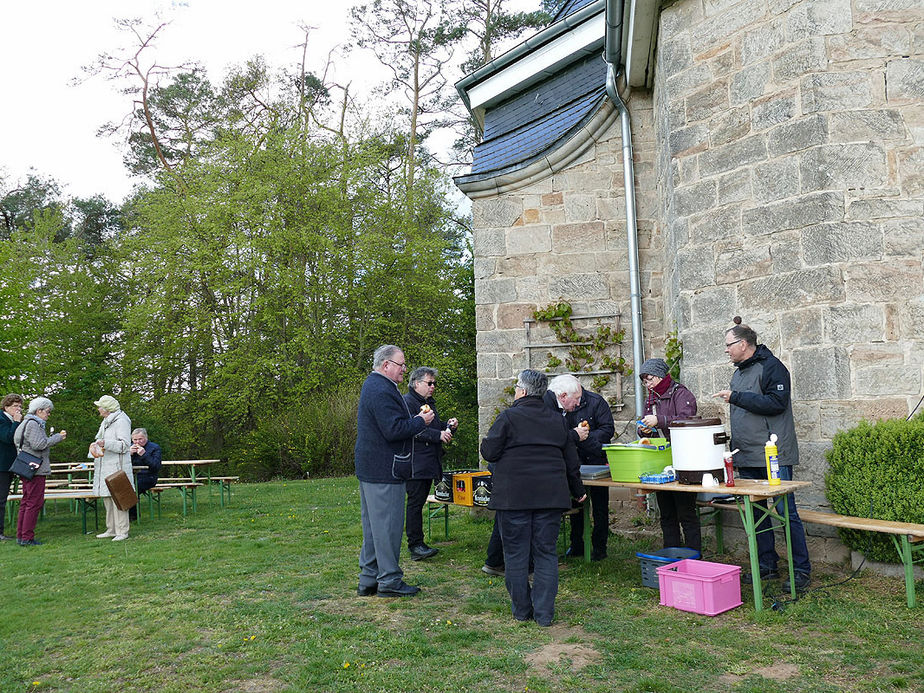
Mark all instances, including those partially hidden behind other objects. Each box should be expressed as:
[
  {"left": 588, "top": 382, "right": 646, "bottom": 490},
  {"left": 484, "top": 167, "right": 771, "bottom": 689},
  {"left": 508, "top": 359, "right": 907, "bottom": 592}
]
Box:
[{"left": 91, "top": 410, "right": 135, "bottom": 497}]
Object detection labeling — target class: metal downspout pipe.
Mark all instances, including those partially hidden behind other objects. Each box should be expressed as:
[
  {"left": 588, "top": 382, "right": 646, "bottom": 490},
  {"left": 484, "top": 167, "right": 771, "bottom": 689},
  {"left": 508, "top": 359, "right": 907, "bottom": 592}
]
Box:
[{"left": 604, "top": 0, "right": 646, "bottom": 418}]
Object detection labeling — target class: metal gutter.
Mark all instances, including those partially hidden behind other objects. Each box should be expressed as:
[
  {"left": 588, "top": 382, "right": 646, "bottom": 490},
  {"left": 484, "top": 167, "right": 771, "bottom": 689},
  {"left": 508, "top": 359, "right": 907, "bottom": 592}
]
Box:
[
  {"left": 455, "top": 0, "right": 606, "bottom": 118},
  {"left": 604, "top": 0, "right": 646, "bottom": 417}
]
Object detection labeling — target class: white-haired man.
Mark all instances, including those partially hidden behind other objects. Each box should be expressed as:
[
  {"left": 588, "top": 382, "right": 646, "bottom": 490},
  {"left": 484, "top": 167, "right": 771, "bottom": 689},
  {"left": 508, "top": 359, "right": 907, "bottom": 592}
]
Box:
[
  {"left": 543, "top": 374, "right": 615, "bottom": 560},
  {"left": 355, "top": 345, "right": 434, "bottom": 598}
]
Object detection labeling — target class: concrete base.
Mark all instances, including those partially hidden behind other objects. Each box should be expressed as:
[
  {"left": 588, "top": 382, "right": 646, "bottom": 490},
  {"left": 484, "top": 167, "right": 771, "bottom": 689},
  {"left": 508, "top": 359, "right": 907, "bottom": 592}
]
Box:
[{"left": 852, "top": 550, "right": 924, "bottom": 580}]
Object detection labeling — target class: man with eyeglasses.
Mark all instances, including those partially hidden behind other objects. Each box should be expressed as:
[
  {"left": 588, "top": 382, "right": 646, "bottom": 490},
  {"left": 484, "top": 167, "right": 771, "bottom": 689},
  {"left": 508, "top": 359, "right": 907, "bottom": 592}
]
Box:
[
  {"left": 712, "top": 317, "right": 812, "bottom": 592},
  {"left": 355, "top": 345, "right": 435, "bottom": 598},
  {"left": 403, "top": 367, "right": 458, "bottom": 561}
]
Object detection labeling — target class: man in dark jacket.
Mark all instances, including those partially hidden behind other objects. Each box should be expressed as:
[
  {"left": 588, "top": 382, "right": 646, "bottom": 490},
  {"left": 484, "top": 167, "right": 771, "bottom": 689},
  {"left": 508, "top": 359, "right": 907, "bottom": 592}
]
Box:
[
  {"left": 355, "top": 345, "right": 434, "bottom": 598},
  {"left": 713, "top": 318, "right": 811, "bottom": 591},
  {"left": 0, "top": 394, "right": 24, "bottom": 540},
  {"left": 129, "top": 428, "right": 162, "bottom": 521},
  {"left": 544, "top": 374, "right": 615, "bottom": 560},
  {"left": 403, "top": 366, "right": 458, "bottom": 561},
  {"left": 482, "top": 369, "right": 586, "bottom": 627}
]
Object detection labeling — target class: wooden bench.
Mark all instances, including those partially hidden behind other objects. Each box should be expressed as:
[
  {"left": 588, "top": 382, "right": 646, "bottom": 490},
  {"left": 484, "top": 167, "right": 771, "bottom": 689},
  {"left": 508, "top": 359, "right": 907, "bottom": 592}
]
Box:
[
  {"left": 698, "top": 500, "right": 924, "bottom": 608},
  {"left": 7, "top": 490, "right": 100, "bottom": 534},
  {"left": 146, "top": 482, "right": 203, "bottom": 517},
  {"left": 207, "top": 476, "right": 239, "bottom": 507}
]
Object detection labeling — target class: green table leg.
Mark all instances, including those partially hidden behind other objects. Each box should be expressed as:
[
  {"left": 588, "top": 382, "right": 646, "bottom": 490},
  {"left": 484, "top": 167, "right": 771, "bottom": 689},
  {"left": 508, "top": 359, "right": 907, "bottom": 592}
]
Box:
[
  {"left": 781, "top": 496, "right": 796, "bottom": 600},
  {"left": 583, "top": 500, "right": 591, "bottom": 563},
  {"left": 739, "top": 496, "right": 764, "bottom": 612}
]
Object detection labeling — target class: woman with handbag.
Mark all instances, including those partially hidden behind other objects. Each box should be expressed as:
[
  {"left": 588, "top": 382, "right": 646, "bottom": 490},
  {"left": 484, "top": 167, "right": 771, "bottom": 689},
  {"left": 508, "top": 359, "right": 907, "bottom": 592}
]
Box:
[
  {"left": 90, "top": 395, "right": 133, "bottom": 541},
  {"left": 0, "top": 393, "right": 25, "bottom": 541},
  {"left": 13, "top": 397, "right": 67, "bottom": 546}
]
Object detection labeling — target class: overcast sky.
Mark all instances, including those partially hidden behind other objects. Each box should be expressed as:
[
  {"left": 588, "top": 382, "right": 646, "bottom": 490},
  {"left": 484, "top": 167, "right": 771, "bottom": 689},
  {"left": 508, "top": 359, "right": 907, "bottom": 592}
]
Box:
[{"left": 0, "top": 0, "right": 445, "bottom": 203}]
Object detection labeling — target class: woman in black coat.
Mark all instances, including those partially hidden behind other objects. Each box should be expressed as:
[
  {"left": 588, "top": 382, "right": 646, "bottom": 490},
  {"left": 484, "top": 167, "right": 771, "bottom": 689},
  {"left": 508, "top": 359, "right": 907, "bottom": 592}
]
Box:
[{"left": 481, "top": 369, "right": 586, "bottom": 627}]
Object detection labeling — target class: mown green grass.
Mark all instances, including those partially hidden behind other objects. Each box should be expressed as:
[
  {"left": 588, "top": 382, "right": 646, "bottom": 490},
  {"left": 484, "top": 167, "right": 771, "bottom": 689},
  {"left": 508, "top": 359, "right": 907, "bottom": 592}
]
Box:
[{"left": 1, "top": 478, "right": 921, "bottom": 692}]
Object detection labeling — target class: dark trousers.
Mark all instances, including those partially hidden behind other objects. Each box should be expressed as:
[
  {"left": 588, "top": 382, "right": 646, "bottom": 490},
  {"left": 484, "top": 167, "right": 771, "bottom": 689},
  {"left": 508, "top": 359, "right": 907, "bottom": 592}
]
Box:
[
  {"left": 568, "top": 485, "right": 609, "bottom": 556},
  {"left": 656, "top": 490, "right": 701, "bottom": 551},
  {"left": 405, "top": 478, "right": 433, "bottom": 548},
  {"left": 738, "top": 465, "right": 811, "bottom": 574},
  {"left": 17, "top": 475, "right": 45, "bottom": 541},
  {"left": 130, "top": 475, "right": 159, "bottom": 520},
  {"left": 0, "top": 471, "right": 12, "bottom": 535},
  {"left": 497, "top": 509, "right": 562, "bottom": 625},
  {"left": 485, "top": 516, "right": 504, "bottom": 568}
]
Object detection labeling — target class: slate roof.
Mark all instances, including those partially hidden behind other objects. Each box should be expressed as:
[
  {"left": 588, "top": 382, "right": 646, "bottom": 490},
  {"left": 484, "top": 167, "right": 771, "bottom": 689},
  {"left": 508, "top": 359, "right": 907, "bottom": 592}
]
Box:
[
  {"left": 463, "top": 53, "right": 607, "bottom": 181},
  {"left": 554, "top": 0, "right": 600, "bottom": 21}
]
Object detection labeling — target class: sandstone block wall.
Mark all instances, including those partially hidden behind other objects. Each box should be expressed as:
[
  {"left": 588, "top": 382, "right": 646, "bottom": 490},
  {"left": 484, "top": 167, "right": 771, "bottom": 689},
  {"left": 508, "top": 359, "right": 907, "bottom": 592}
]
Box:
[
  {"left": 655, "top": 0, "right": 924, "bottom": 509},
  {"left": 472, "top": 94, "right": 661, "bottom": 434}
]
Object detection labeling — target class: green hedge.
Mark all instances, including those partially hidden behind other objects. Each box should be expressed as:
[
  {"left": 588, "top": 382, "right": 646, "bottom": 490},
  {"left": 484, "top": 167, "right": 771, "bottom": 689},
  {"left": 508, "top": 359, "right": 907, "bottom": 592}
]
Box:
[{"left": 825, "top": 414, "right": 924, "bottom": 562}]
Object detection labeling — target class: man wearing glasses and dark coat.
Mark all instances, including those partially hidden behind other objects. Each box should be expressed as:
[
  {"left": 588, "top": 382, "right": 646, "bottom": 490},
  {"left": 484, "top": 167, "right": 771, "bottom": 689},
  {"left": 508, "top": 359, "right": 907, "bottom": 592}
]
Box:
[
  {"left": 403, "top": 367, "right": 458, "bottom": 561},
  {"left": 355, "top": 345, "right": 434, "bottom": 598}
]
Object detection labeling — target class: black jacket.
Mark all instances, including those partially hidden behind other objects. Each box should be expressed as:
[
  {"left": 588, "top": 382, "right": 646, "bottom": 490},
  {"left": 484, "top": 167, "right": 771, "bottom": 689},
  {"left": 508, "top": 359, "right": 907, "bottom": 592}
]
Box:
[
  {"left": 0, "top": 413, "right": 20, "bottom": 473},
  {"left": 542, "top": 388, "right": 615, "bottom": 465},
  {"left": 481, "top": 396, "right": 585, "bottom": 511},
  {"left": 403, "top": 388, "right": 445, "bottom": 480}
]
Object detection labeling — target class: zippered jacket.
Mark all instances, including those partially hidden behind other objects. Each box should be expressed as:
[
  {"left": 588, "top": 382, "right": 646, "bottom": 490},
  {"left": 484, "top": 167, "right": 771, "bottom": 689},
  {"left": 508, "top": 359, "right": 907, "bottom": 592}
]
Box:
[{"left": 728, "top": 344, "right": 799, "bottom": 468}]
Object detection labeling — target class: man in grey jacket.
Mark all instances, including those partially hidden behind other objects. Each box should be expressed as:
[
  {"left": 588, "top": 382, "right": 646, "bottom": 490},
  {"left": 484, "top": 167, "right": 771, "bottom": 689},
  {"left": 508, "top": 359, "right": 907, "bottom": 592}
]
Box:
[{"left": 713, "top": 318, "right": 811, "bottom": 591}]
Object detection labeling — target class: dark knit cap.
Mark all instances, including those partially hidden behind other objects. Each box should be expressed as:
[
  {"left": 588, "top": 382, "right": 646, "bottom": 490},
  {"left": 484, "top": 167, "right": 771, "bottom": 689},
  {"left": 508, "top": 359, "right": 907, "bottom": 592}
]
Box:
[{"left": 638, "top": 358, "right": 669, "bottom": 379}]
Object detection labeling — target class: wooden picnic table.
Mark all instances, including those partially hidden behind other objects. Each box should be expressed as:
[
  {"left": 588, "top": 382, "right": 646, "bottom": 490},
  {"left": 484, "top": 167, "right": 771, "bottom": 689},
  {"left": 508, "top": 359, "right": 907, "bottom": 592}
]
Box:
[
  {"left": 7, "top": 489, "right": 100, "bottom": 535},
  {"left": 160, "top": 459, "right": 219, "bottom": 485},
  {"left": 583, "top": 478, "right": 811, "bottom": 612}
]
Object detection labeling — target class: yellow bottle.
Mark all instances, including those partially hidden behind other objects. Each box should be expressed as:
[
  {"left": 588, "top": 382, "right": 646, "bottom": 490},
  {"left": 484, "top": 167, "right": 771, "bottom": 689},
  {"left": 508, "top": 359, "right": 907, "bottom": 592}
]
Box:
[{"left": 765, "top": 433, "right": 781, "bottom": 485}]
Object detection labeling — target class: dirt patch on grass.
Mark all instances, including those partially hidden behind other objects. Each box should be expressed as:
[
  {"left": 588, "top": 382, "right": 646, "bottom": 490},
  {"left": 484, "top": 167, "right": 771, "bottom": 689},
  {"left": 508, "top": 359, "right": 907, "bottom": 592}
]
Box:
[
  {"left": 523, "top": 624, "right": 602, "bottom": 672},
  {"left": 223, "top": 677, "right": 284, "bottom": 692},
  {"left": 719, "top": 662, "right": 800, "bottom": 684}
]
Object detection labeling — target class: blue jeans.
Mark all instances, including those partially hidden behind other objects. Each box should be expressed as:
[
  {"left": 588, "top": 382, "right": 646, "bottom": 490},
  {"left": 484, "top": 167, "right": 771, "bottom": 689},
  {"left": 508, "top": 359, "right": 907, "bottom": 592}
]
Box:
[
  {"left": 497, "top": 509, "right": 562, "bottom": 625},
  {"left": 737, "top": 465, "right": 811, "bottom": 575}
]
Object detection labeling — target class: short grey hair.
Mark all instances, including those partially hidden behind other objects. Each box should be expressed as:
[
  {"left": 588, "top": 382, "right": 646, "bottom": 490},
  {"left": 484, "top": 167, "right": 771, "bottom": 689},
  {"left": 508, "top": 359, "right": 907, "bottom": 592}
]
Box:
[
  {"left": 548, "top": 374, "right": 582, "bottom": 397},
  {"left": 28, "top": 397, "right": 54, "bottom": 414},
  {"left": 372, "top": 344, "right": 402, "bottom": 370},
  {"left": 409, "top": 367, "right": 437, "bottom": 387},
  {"left": 131, "top": 428, "right": 148, "bottom": 438},
  {"left": 516, "top": 369, "right": 548, "bottom": 397}
]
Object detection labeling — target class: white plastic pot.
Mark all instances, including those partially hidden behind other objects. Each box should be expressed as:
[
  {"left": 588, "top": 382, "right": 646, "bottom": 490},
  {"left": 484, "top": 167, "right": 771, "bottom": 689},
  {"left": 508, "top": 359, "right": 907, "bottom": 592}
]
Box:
[{"left": 668, "top": 417, "right": 729, "bottom": 484}]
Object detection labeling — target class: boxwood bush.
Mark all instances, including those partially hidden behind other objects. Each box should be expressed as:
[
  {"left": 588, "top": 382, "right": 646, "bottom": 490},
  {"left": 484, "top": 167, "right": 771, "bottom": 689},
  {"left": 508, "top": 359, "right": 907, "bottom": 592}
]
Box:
[{"left": 825, "top": 414, "right": 924, "bottom": 562}]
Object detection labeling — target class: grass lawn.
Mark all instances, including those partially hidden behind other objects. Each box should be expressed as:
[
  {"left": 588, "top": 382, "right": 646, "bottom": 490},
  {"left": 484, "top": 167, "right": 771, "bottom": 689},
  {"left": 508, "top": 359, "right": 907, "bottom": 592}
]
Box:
[{"left": 1, "top": 477, "right": 921, "bottom": 692}]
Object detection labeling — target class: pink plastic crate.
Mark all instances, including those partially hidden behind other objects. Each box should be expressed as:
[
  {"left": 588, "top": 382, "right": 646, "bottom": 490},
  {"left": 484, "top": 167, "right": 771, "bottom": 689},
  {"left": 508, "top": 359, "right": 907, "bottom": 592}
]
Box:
[{"left": 656, "top": 559, "right": 743, "bottom": 616}]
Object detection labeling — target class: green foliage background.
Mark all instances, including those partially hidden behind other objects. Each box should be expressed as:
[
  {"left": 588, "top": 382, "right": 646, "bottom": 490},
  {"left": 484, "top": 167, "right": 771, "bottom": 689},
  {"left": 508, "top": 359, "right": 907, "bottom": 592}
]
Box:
[{"left": 824, "top": 414, "right": 924, "bottom": 562}]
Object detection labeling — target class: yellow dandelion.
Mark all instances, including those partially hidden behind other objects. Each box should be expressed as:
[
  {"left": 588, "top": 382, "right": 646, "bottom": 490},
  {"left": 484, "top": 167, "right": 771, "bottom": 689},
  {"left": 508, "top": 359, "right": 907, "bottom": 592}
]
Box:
[
  {"left": 250, "top": 635, "right": 256, "bottom": 640},
  {"left": 343, "top": 662, "right": 350, "bottom": 669}
]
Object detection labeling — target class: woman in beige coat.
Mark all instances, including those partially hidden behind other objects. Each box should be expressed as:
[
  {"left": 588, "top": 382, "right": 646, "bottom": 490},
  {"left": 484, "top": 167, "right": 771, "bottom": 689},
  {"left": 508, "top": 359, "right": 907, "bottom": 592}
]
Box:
[{"left": 90, "top": 395, "right": 134, "bottom": 541}]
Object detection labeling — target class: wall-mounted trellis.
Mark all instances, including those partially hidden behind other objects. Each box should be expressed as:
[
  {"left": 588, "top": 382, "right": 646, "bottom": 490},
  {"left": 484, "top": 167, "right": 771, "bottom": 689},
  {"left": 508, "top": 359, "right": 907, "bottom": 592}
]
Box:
[{"left": 524, "top": 310, "right": 625, "bottom": 411}]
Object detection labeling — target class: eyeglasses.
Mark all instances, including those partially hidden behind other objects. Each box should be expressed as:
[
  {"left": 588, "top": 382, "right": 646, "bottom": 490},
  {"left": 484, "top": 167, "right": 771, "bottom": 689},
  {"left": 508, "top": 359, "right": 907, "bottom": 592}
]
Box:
[
  {"left": 387, "top": 359, "right": 407, "bottom": 370},
  {"left": 724, "top": 339, "right": 743, "bottom": 348},
  {"left": 423, "top": 381, "right": 436, "bottom": 387},
  {"left": 641, "top": 374, "right": 657, "bottom": 382}
]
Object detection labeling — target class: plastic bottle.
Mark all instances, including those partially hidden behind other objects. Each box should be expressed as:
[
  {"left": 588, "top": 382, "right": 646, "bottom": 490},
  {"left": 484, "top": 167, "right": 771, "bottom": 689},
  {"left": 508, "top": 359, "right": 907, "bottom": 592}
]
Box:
[
  {"left": 724, "top": 453, "right": 735, "bottom": 487},
  {"left": 765, "top": 433, "right": 781, "bottom": 485}
]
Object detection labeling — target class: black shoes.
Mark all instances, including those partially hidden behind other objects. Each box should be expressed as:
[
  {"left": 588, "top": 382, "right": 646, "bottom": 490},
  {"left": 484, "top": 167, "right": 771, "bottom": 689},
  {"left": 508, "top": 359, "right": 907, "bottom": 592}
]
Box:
[
  {"left": 591, "top": 551, "right": 607, "bottom": 562},
  {"left": 741, "top": 568, "right": 779, "bottom": 584},
  {"left": 18, "top": 539, "right": 43, "bottom": 546},
  {"left": 782, "top": 571, "right": 811, "bottom": 592},
  {"left": 357, "top": 584, "right": 378, "bottom": 597},
  {"left": 481, "top": 564, "right": 505, "bottom": 576},
  {"left": 409, "top": 544, "right": 439, "bottom": 561},
  {"left": 566, "top": 546, "right": 607, "bottom": 561},
  {"left": 377, "top": 582, "right": 421, "bottom": 598}
]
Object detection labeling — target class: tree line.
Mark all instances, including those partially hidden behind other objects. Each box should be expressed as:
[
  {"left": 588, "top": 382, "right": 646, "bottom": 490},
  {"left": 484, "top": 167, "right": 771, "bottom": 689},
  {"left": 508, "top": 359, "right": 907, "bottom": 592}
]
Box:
[{"left": 0, "top": 1, "right": 565, "bottom": 478}]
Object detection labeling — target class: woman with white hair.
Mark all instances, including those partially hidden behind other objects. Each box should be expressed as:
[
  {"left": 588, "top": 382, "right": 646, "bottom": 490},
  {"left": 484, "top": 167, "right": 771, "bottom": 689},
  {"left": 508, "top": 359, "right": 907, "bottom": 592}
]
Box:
[
  {"left": 90, "top": 395, "right": 134, "bottom": 541},
  {"left": 13, "top": 397, "right": 67, "bottom": 546}
]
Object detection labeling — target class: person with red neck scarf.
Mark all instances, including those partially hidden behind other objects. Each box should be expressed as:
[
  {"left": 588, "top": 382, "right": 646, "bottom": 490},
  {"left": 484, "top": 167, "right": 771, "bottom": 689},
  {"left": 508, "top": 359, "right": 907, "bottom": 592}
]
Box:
[{"left": 637, "top": 358, "right": 700, "bottom": 551}]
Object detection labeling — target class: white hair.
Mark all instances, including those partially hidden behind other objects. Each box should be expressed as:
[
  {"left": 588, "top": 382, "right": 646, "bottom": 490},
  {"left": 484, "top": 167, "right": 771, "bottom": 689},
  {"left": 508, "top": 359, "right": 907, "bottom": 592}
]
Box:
[
  {"left": 548, "top": 374, "right": 582, "bottom": 397},
  {"left": 28, "top": 396, "right": 54, "bottom": 414}
]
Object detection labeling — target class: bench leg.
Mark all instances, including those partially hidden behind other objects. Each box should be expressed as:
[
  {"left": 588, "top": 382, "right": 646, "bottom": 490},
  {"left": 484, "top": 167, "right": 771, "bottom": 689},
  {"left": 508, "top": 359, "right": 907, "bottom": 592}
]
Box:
[
  {"left": 739, "top": 496, "right": 765, "bottom": 612},
  {"left": 426, "top": 502, "right": 449, "bottom": 541},
  {"left": 892, "top": 535, "right": 917, "bottom": 609}
]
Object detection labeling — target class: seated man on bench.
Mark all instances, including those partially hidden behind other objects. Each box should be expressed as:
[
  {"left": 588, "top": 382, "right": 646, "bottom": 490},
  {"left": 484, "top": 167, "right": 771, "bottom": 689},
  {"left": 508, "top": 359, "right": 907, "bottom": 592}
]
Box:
[{"left": 129, "top": 428, "right": 162, "bottom": 521}]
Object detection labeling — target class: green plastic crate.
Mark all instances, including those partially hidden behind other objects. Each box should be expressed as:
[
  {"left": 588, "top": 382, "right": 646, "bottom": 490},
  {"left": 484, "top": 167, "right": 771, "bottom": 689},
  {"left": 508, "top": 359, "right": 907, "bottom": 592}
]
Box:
[{"left": 603, "top": 439, "right": 672, "bottom": 481}]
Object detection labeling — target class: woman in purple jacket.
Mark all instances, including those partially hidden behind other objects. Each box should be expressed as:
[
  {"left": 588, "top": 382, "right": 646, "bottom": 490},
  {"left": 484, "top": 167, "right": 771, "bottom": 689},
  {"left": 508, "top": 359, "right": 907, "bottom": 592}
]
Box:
[{"left": 637, "top": 358, "right": 700, "bottom": 551}]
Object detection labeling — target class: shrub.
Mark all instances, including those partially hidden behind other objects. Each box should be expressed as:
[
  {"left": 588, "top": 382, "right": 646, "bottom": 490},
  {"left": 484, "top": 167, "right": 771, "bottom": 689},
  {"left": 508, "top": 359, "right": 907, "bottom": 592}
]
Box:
[
  {"left": 825, "top": 414, "right": 924, "bottom": 562},
  {"left": 229, "top": 386, "right": 360, "bottom": 480}
]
